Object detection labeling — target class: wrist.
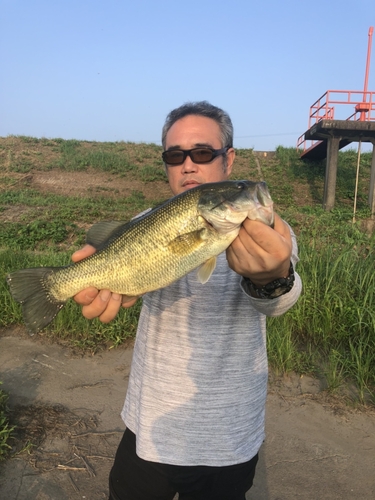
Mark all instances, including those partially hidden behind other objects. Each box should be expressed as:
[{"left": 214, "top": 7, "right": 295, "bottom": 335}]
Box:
[{"left": 243, "top": 262, "right": 295, "bottom": 299}]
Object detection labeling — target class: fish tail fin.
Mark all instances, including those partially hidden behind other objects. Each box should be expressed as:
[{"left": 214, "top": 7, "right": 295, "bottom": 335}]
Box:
[{"left": 6, "top": 267, "right": 66, "bottom": 335}]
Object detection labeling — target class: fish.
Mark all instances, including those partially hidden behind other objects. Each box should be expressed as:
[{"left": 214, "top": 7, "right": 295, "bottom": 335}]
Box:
[{"left": 6, "top": 180, "right": 274, "bottom": 334}]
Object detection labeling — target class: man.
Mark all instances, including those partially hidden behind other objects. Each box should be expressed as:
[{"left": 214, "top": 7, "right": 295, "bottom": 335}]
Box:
[{"left": 72, "top": 101, "right": 302, "bottom": 500}]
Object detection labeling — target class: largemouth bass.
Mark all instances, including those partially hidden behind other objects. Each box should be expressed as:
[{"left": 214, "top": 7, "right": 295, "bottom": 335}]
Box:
[{"left": 7, "top": 180, "right": 274, "bottom": 334}]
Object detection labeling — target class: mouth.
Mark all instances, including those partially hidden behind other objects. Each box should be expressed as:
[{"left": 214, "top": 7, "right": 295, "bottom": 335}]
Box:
[{"left": 182, "top": 180, "right": 201, "bottom": 189}]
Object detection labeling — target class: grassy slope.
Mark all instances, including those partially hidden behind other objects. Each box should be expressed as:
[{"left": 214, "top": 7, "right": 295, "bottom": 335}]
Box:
[{"left": 0, "top": 136, "right": 374, "bottom": 406}]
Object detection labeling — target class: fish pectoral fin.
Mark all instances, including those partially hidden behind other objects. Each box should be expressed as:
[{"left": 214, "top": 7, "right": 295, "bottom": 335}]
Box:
[
  {"left": 167, "top": 228, "right": 209, "bottom": 255},
  {"left": 86, "top": 221, "right": 129, "bottom": 249},
  {"left": 197, "top": 257, "right": 217, "bottom": 284}
]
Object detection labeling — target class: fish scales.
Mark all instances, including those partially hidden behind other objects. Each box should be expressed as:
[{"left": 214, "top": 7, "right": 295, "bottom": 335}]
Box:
[
  {"left": 6, "top": 180, "right": 274, "bottom": 333},
  {"left": 47, "top": 188, "right": 226, "bottom": 299}
]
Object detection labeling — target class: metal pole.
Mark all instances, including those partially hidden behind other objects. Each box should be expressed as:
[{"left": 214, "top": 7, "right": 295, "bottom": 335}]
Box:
[{"left": 363, "top": 27, "right": 374, "bottom": 97}]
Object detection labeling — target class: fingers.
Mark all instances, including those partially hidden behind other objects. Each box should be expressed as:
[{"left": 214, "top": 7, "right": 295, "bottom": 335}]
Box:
[
  {"left": 80, "top": 290, "right": 122, "bottom": 322},
  {"left": 71, "top": 244, "right": 139, "bottom": 322},
  {"left": 242, "top": 215, "right": 291, "bottom": 252},
  {"left": 72, "top": 245, "right": 102, "bottom": 312},
  {"left": 75, "top": 289, "right": 138, "bottom": 321},
  {"left": 71, "top": 244, "right": 96, "bottom": 263},
  {"left": 234, "top": 215, "right": 291, "bottom": 260},
  {"left": 74, "top": 286, "right": 100, "bottom": 306},
  {"left": 226, "top": 213, "right": 292, "bottom": 283}
]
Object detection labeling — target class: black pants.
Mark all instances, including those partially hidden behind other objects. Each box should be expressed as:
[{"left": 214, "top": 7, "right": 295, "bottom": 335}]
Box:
[{"left": 109, "top": 429, "right": 258, "bottom": 500}]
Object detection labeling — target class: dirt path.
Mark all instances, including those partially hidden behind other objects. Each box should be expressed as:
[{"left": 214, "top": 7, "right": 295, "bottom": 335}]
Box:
[{"left": 0, "top": 331, "right": 374, "bottom": 500}]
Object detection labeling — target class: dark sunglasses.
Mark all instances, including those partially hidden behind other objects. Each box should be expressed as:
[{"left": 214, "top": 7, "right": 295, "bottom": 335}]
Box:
[{"left": 162, "top": 147, "right": 229, "bottom": 166}]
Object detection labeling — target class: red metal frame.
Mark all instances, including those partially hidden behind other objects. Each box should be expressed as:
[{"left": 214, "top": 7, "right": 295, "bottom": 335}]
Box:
[
  {"left": 297, "top": 27, "right": 374, "bottom": 153},
  {"left": 297, "top": 90, "right": 375, "bottom": 151}
]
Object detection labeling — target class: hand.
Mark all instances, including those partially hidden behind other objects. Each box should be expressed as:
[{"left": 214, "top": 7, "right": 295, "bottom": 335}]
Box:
[
  {"left": 226, "top": 213, "right": 292, "bottom": 287},
  {"left": 71, "top": 244, "right": 139, "bottom": 323}
]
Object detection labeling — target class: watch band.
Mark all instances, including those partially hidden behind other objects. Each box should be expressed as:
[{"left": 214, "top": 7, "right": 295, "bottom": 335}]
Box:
[{"left": 243, "top": 262, "right": 295, "bottom": 299}]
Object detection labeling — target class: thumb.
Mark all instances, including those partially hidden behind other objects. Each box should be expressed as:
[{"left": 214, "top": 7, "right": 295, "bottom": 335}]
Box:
[{"left": 72, "top": 244, "right": 96, "bottom": 263}]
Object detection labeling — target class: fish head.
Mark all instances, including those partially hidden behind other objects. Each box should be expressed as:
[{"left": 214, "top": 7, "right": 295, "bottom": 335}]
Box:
[{"left": 197, "top": 180, "right": 274, "bottom": 233}]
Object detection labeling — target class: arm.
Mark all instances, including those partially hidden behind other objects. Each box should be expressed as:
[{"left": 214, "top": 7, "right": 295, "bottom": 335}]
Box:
[
  {"left": 72, "top": 244, "right": 139, "bottom": 323},
  {"left": 226, "top": 213, "right": 301, "bottom": 314}
]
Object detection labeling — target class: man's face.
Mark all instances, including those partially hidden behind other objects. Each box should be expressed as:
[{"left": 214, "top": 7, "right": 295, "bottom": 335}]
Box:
[{"left": 164, "top": 115, "right": 235, "bottom": 195}]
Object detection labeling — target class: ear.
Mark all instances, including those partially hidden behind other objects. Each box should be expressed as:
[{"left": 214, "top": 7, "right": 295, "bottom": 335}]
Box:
[{"left": 226, "top": 147, "right": 235, "bottom": 176}]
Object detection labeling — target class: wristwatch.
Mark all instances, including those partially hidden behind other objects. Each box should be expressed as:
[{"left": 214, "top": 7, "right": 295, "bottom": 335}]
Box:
[{"left": 243, "top": 262, "right": 295, "bottom": 299}]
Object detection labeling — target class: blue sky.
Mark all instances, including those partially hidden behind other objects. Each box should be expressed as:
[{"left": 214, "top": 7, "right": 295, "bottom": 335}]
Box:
[{"left": 1, "top": 0, "right": 374, "bottom": 151}]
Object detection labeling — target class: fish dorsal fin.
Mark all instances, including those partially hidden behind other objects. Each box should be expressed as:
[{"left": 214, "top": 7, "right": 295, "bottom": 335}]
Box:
[
  {"left": 167, "top": 228, "right": 209, "bottom": 255},
  {"left": 197, "top": 256, "right": 217, "bottom": 284},
  {"left": 86, "top": 221, "right": 129, "bottom": 249}
]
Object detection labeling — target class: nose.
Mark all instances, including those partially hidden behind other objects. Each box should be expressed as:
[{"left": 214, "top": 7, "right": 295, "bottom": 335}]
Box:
[{"left": 181, "top": 155, "right": 198, "bottom": 173}]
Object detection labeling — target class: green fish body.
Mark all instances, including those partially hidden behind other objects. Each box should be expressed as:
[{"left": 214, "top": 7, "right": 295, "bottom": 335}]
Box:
[{"left": 7, "top": 180, "right": 274, "bottom": 333}]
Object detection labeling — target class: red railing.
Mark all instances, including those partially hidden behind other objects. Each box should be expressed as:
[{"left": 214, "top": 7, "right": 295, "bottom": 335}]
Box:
[{"left": 297, "top": 89, "right": 375, "bottom": 151}]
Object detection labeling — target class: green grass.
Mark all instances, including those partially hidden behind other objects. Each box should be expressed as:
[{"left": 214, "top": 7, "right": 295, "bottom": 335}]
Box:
[
  {"left": 1, "top": 136, "right": 166, "bottom": 179},
  {"left": 0, "top": 189, "right": 163, "bottom": 252},
  {"left": 267, "top": 230, "right": 375, "bottom": 403},
  {"left": 0, "top": 383, "right": 14, "bottom": 461},
  {"left": 0, "top": 189, "right": 153, "bottom": 222},
  {"left": 0, "top": 220, "right": 82, "bottom": 251},
  {"left": 0, "top": 138, "right": 374, "bottom": 405}
]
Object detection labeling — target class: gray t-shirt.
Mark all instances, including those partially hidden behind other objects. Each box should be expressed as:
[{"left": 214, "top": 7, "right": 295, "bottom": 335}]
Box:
[{"left": 122, "top": 231, "right": 301, "bottom": 467}]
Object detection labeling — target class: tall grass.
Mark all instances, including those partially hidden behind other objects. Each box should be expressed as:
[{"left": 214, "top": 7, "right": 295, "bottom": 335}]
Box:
[
  {"left": 0, "top": 383, "right": 14, "bottom": 461},
  {"left": 267, "top": 224, "right": 375, "bottom": 403}
]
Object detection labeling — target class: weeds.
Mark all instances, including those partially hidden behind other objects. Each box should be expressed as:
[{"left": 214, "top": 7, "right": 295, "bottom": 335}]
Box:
[
  {"left": 0, "top": 383, "right": 14, "bottom": 461},
  {"left": 0, "top": 220, "right": 82, "bottom": 250},
  {"left": 0, "top": 139, "right": 374, "bottom": 404},
  {"left": 268, "top": 225, "right": 375, "bottom": 402},
  {"left": 0, "top": 189, "right": 154, "bottom": 225}
]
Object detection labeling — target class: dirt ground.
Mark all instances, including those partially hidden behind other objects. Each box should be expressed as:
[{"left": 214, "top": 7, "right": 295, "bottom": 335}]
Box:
[{"left": 0, "top": 329, "right": 375, "bottom": 500}]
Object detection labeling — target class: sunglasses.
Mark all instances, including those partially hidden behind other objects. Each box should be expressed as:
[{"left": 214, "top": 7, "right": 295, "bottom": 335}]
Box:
[{"left": 162, "top": 146, "right": 229, "bottom": 166}]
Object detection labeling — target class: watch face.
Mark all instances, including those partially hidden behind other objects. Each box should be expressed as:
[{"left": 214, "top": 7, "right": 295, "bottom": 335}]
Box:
[{"left": 267, "top": 283, "right": 292, "bottom": 299}]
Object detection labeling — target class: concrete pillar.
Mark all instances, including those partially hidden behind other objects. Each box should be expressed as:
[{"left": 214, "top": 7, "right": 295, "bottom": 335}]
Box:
[
  {"left": 323, "top": 136, "right": 340, "bottom": 211},
  {"left": 368, "top": 141, "right": 375, "bottom": 216}
]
